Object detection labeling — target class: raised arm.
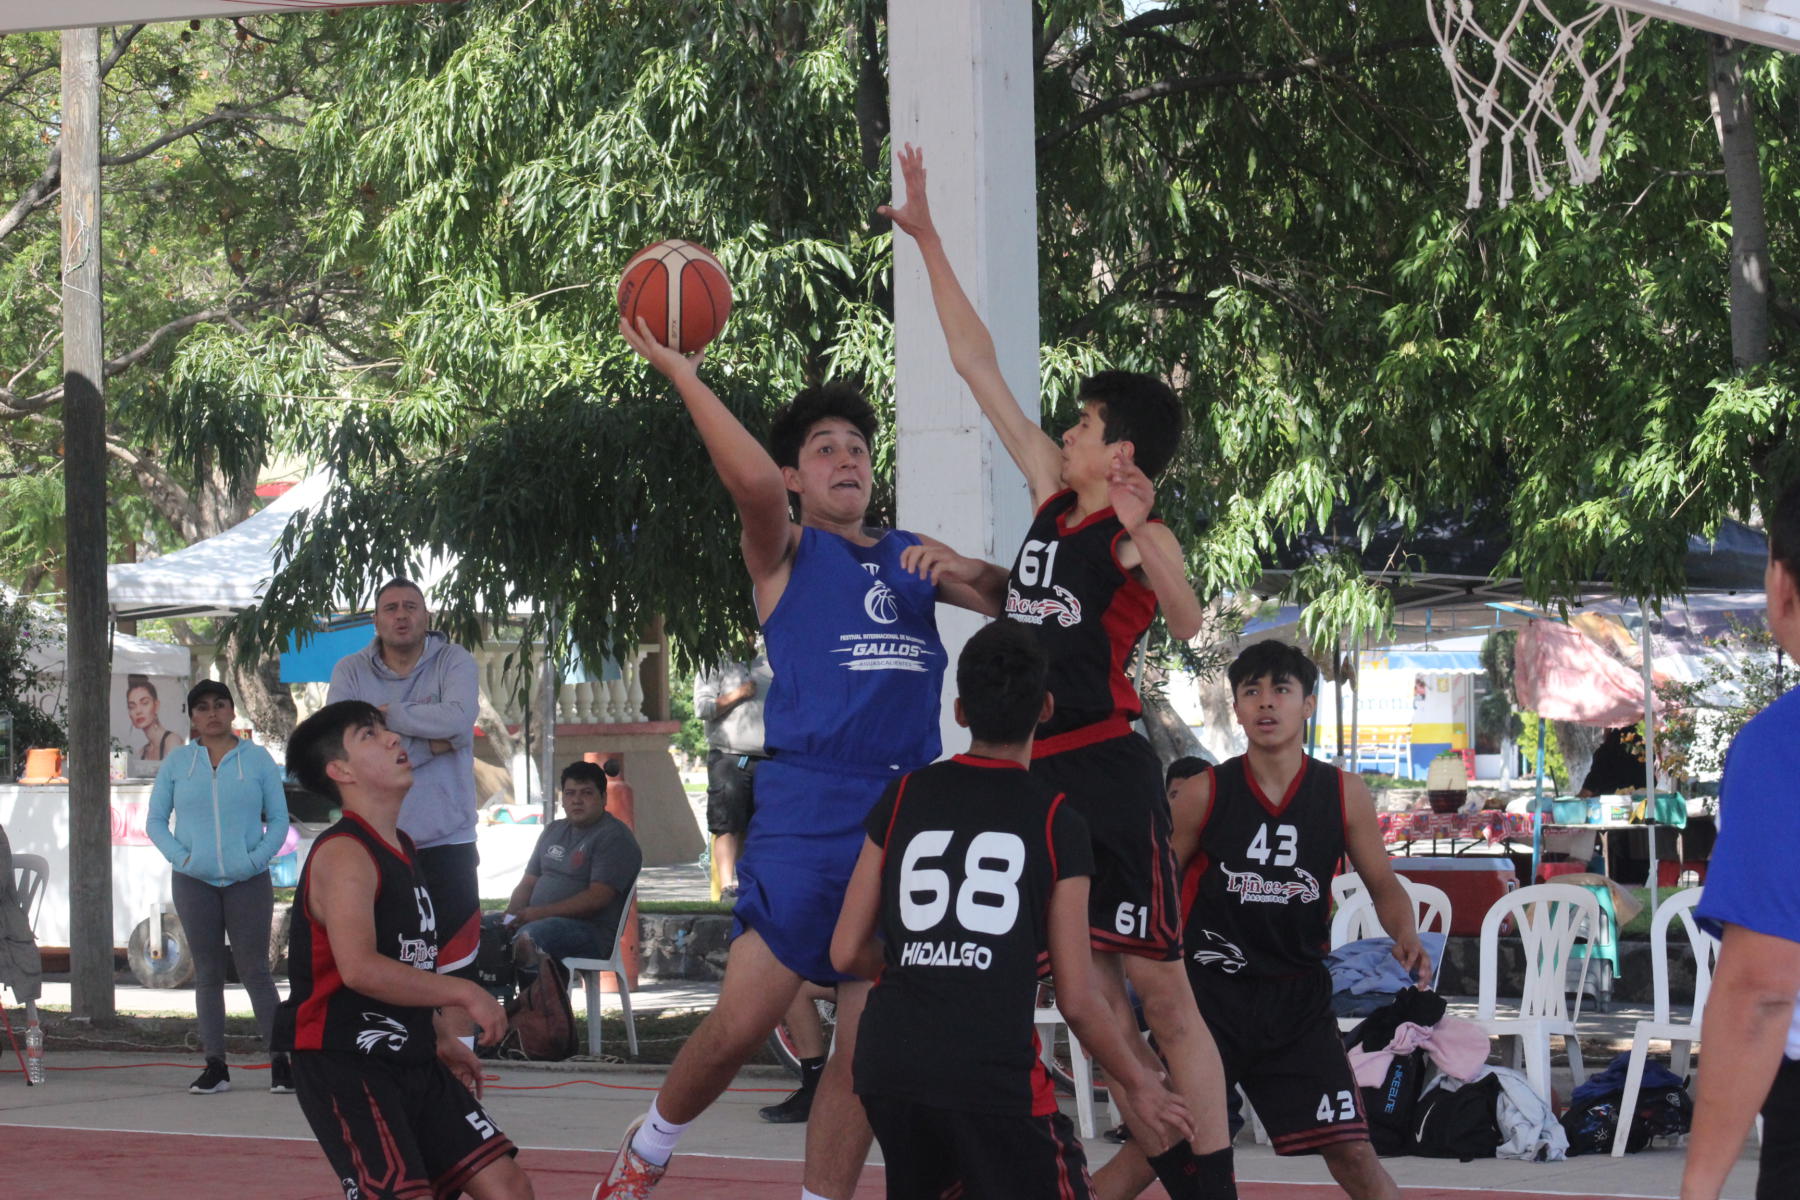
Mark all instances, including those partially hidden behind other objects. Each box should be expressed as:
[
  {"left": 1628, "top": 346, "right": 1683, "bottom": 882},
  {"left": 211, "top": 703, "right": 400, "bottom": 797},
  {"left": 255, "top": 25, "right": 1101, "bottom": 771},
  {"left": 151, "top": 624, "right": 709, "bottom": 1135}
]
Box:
[
  {"left": 620, "top": 318, "right": 797, "bottom": 608},
  {"left": 880, "top": 144, "right": 1064, "bottom": 503}
]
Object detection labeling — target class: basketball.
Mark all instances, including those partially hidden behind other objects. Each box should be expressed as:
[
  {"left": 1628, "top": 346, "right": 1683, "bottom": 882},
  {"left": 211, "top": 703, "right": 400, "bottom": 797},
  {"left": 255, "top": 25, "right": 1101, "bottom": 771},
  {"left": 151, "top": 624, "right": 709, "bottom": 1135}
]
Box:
[{"left": 617, "top": 239, "right": 733, "bottom": 354}]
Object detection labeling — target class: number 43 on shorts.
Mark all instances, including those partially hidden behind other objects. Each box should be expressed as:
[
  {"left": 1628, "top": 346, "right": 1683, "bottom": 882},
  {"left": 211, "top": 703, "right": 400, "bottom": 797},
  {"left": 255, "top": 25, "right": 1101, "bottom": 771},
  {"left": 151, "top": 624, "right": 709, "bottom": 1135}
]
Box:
[{"left": 1315, "top": 1090, "right": 1357, "bottom": 1123}]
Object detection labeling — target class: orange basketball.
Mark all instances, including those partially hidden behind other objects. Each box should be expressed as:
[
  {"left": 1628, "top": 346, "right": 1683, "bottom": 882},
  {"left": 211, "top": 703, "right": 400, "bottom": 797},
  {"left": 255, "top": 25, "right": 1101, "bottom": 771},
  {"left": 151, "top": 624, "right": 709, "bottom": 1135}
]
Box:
[{"left": 617, "top": 239, "right": 733, "bottom": 354}]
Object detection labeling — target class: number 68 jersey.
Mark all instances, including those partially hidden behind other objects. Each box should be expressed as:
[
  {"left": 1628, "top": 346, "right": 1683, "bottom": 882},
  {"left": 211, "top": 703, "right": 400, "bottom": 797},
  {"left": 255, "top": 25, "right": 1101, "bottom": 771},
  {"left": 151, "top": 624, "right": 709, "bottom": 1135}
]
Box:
[
  {"left": 853, "top": 754, "right": 1094, "bottom": 1117},
  {"left": 1179, "top": 756, "right": 1346, "bottom": 979}
]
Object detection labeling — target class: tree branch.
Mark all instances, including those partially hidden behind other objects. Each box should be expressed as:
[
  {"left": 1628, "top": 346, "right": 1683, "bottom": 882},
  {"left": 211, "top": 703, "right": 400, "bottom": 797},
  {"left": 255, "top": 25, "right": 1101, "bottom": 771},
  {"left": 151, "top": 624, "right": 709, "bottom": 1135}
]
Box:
[
  {"left": 99, "top": 25, "right": 146, "bottom": 78},
  {"left": 1037, "top": 35, "right": 1436, "bottom": 153},
  {"left": 101, "top": 100, "right": 303, "bottom": 169}
]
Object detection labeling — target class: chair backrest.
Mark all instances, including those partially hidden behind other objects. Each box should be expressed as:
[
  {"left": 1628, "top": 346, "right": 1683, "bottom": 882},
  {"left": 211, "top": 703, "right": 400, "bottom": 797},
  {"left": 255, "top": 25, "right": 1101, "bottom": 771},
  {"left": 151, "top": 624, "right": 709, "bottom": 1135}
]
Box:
[
  {"left": 1330, "top": 875, "right": 1454, "bottom": 989},
  {"left": 1649, "top": 887, "right": 1717, "bottom": 1026},
  {"left": 1331, "top": 871, "right": 1365, "bottom": 907},
  {"left": 1476, "top": 881, "right": 1600, "bottom": 1023},
  {"left": 12, "top": 852, "right": 47, "bottom": 930}
]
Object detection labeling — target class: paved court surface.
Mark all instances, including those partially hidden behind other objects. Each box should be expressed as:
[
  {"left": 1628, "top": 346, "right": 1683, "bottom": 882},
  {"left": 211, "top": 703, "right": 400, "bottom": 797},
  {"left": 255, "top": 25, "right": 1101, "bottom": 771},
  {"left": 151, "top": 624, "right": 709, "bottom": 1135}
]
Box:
[{"left": 0, "top": 1048, "right": 1760, "bottom": 1199}]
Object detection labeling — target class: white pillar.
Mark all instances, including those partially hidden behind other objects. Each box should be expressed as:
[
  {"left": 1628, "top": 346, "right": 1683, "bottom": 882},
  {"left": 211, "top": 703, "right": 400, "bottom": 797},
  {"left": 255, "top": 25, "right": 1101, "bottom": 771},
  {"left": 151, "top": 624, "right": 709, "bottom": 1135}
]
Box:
[{"left": 889, "top": 0, "right": 1039, "bottom": 758}]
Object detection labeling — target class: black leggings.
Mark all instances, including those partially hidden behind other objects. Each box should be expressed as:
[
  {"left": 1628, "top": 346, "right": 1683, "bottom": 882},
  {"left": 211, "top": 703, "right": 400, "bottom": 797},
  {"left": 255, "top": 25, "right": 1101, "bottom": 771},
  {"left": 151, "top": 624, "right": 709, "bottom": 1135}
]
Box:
[{"left": 170, "top": 871, "right": 280, "bottom": 1057}]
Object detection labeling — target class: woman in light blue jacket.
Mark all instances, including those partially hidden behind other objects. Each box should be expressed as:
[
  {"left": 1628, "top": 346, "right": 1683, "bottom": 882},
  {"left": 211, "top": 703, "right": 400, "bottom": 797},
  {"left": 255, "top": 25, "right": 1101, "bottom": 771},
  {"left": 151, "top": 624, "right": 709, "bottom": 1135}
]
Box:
[{"left": 146, "top": 679, "right": 291, "bottom": 1097}]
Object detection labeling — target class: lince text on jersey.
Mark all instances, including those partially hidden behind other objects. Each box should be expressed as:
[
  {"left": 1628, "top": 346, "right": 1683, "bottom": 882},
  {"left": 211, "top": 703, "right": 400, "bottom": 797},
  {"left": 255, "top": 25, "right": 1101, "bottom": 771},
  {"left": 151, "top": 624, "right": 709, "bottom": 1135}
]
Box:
[{"left": 899, "top": 939, "right": 994, "bottom": 970}]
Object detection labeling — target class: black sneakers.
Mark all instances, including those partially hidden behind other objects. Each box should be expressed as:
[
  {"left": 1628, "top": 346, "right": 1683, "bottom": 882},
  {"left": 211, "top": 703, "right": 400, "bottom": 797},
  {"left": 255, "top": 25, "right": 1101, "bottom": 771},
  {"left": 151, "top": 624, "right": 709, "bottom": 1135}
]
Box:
[
  {"left": 269, "top": 1053, "right": 295, "bottom": 1094},
  {"left": 757, "top": 1084, "right": 815, "bottom": 1124},
  {"left": 189, "top": 1057, "right": 231, "bottom": 1095}
]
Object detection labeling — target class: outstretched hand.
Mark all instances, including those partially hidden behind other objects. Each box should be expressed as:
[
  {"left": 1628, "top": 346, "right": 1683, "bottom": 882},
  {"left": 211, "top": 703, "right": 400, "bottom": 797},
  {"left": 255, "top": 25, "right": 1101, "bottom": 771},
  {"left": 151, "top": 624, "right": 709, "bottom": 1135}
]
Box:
[
  {"left": 619, "top": 315, "right": 705, "bottom": 382},
  {"left": 1106, "top": 444, "right": 1154, "bottom": 531},
  {"left": 899, "top": 541, "right": 983, "bottom": 588},
  {"left": 877, "top": 143, "right": 937, "bottom": 242}
]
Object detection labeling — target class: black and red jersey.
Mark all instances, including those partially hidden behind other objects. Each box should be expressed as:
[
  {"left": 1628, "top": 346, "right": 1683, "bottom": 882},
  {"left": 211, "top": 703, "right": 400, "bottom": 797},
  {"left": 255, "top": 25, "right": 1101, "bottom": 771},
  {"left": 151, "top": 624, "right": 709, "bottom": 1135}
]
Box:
[
  {"left": 1003, "top": 490, "right": 1158, "bottom": 742},
  {"left": 1180, "top": 755, "right": 1346, "bottom": 979},
  {"left": 272, "top": 812, "right": 440, "bottom": 1063},
  {"left": 853, "top": 755, "right": 1094, "bottom": 1117}
]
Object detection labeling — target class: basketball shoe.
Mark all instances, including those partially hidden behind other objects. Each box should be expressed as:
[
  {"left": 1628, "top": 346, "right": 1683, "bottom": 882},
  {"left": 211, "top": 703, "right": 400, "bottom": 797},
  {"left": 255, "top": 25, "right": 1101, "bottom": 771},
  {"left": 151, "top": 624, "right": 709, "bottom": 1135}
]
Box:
[{"left": 593, "top": 1114, "right": 667, "bottom": 1200}]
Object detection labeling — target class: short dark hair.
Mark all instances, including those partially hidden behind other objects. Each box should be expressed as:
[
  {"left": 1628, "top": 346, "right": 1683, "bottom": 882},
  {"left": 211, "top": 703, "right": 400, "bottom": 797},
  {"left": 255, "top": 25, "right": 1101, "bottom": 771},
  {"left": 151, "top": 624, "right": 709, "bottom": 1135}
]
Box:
[
  {"left": 559, "top": 760, "right": 609, "bottom": 792},
  {"left": 1770, "top": 480, "right": 1800, "bottom": 585},
  {"left": 1077, "top": 370, "right": 1184, "bottom": 480},
  {"left": 768, "top": 382, "right": 879, "bottom": 473},
  {"left": 375, "top": 578, "right": 425, "bottom": 608},
  {"left": 288, "top": 700, "right": 384, "bottom": 807},
  {"left": 1166, "top": 755, "right": 1208, "bottom": 786},
  {"left": 957, "top": 621, "right": 1048, "bottom": 744},
  {"left": 1227, "top": 640, "right": 1320, "bottom": 697}
]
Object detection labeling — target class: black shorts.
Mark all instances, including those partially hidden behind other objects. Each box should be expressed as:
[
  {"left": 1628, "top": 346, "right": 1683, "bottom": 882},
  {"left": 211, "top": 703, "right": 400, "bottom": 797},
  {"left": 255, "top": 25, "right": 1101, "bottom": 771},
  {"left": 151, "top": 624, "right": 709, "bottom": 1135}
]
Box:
[
  {"left": 416, "top": 842, "right": 481, "bottom": 979},
  {"left": 705, "top": 748, "right": 763, "bottom": 835},
  {"left": 1031, "top": 732, "right": 1181, "bottom": 960},
  {"left": 1759, "top": 1055, "right": 1800, "bottom": 1200},
  {"left": 292, "top": 1051, "right": 516, "bottom": 1200},
  {"left": 1190, "top": 968, "right": 1368, "bottom": 1156},
  {"left": 863, "top": 1095, "right": 1093, "bottom": 1200}
]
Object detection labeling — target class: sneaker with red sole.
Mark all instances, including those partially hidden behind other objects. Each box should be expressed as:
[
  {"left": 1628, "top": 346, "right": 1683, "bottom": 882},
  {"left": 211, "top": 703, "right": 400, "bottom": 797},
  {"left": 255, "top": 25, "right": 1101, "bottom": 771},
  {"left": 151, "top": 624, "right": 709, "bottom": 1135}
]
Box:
[{"left": 593, "top": 1114, "right": 667, "bottom": 1200}]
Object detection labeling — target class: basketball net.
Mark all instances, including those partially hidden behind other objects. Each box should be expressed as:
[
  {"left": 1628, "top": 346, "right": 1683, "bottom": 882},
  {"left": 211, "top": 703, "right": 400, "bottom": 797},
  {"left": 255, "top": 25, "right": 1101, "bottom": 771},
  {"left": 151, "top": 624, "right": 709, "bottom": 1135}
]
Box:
[{"left": 1427, "top": 0, "right": 1650, "bottom": 207}]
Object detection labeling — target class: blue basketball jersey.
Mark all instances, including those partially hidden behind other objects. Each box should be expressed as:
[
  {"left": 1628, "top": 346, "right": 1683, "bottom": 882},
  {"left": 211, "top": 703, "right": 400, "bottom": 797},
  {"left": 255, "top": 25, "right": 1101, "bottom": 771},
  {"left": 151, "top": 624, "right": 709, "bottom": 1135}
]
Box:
[{"left": 761, "top": 526, "right": 946, "bottom": 772}]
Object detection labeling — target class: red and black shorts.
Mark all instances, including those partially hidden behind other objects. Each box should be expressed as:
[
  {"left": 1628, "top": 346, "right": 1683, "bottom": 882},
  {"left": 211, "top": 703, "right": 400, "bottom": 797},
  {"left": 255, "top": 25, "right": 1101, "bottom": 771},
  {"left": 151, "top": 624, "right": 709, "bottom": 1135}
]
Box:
[
  {"left": 1031, "top": 729, "right": 1181, "bottom": 961},
  {"left": 1190, "top": 967, "right": 1369, "bottom": 1156},
  {"left": 863, "top": 1094, "right": 1094, "bottom": 1200},
  {"left": 292, "top": 1051, "right": 516, "bottom": 1200},
  {"left": 416, "top": 842, "right": 481, "bottom": 979}
]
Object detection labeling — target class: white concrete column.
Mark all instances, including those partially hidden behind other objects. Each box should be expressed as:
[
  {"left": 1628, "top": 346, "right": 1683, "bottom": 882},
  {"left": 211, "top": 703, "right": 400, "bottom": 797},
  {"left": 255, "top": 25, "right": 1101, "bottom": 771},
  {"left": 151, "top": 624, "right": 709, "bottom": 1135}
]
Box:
[{"left": 889, "top": 0, "right": 1039, "bottom": 758}]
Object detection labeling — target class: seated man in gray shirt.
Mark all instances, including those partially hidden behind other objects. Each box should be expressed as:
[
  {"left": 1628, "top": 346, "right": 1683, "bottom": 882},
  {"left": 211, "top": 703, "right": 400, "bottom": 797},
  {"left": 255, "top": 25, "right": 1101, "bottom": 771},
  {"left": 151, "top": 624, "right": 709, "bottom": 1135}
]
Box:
[{"left": 503, "top": 761, "right": 643, "bottom": 977}]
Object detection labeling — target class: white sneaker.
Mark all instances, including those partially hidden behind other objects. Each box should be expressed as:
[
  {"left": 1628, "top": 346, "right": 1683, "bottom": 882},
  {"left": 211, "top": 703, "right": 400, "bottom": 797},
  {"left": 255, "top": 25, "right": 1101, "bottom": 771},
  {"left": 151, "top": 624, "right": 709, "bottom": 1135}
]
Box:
[{"left": 593, "top": 1113, "right": 667, "bottom": 1200}]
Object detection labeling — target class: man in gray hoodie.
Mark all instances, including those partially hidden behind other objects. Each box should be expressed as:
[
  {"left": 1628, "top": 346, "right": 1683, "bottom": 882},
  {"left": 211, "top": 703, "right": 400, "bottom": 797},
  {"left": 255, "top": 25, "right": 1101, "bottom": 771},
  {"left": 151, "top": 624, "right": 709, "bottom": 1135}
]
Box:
[{"left": 328, "top": 578, "right": 483, "bottom": 1043}]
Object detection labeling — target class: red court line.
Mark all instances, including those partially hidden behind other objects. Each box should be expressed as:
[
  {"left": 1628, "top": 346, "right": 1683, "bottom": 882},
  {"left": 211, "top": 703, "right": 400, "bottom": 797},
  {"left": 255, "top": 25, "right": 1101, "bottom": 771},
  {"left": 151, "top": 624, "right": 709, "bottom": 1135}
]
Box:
[{"left": 14, "top": 1126, "right": 1651, "bottom": 1200}]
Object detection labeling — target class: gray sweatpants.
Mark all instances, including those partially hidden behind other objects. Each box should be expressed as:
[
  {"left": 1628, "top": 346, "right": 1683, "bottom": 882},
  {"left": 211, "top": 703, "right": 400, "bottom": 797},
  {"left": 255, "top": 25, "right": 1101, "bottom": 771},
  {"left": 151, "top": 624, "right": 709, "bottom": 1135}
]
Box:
[{"left": 170, "top": 870, "right": 282, "bottom": 1058}]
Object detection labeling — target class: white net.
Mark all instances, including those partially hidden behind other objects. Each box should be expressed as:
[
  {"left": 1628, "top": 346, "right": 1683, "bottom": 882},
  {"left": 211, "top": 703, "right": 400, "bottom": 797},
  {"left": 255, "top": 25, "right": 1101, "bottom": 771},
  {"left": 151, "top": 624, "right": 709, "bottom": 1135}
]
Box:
[{"left": 1427, "top": 0, "right": 1651, "bottom": 207}]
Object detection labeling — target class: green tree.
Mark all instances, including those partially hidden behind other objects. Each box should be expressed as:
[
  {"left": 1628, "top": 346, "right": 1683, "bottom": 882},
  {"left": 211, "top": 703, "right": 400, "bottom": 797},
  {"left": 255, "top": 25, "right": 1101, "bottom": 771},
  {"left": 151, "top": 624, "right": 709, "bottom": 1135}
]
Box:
[{"left": 0, "top": 595, "right": 67, "bottom": 754}]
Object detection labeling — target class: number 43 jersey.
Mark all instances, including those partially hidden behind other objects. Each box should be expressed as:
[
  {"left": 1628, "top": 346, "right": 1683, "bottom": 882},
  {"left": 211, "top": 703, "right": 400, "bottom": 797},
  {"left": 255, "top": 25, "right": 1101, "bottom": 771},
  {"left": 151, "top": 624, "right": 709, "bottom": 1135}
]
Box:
[
  {"left": 854, "top": 755, "right": 1094, "bottom": 1116},
  {"left": 1180, "top": 755, "right": 1347, "bottom": 980}
]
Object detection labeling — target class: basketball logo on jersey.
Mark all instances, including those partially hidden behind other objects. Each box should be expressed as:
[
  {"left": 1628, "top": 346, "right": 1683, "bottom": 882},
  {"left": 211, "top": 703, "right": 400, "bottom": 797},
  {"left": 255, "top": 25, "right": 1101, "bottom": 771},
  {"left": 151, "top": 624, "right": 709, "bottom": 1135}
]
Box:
[
  {"left": 1223, "top": 865, "right": 1321, "bottom": 905},
  {"left": 861, "top": 561, "right": 899, "bottom": 624}
]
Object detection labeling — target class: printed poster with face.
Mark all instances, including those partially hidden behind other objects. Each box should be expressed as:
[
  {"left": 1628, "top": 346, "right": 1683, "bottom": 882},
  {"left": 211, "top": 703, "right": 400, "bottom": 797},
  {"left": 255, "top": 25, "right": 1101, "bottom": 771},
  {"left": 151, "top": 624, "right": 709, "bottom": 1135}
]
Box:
[{"left": 116, "top": 673, "right": 190, "bottom": 778}]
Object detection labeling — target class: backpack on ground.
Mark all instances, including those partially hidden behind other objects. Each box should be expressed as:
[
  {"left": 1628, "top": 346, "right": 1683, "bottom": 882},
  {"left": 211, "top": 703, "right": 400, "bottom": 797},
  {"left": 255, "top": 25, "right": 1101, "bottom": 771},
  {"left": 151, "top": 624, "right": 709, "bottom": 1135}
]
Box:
[
  {"left": 1359, "top": 1046, "right": 1429, "bottom": 1156},
  {"left": 500, "top": 957, "right": 578, "bottom": 1062},
  {"left": 1560, "top": 1052, "right": 1693, "bottom": 1155},
  {"left": 1413, "top": 1073, "right": 1504, "bottom": 1161}
]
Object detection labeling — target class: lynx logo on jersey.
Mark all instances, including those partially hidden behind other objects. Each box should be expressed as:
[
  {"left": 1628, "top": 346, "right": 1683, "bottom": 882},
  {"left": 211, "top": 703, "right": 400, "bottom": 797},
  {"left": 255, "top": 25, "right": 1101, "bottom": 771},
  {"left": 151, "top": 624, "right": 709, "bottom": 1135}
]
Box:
[
  {"left": 1003, "top": 584, "right": 1083, "bottom": 628},
  {"left": 354, "top": 1012, "right": 410, "bottom": 1054},
  {"left": 1189, "top": 929, "right": 1247, "bottom": 974},
  {"left": 1223, "top": 865, "right": 1321, "bottom": 905}
]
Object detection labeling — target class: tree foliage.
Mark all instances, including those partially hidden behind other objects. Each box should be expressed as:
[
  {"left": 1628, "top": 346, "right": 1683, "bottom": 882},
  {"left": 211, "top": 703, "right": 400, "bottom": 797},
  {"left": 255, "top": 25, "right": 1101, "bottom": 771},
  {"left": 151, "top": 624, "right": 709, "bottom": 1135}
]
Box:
[{"left": 4, "top": 1, "right": 1795, "bottom": 674}]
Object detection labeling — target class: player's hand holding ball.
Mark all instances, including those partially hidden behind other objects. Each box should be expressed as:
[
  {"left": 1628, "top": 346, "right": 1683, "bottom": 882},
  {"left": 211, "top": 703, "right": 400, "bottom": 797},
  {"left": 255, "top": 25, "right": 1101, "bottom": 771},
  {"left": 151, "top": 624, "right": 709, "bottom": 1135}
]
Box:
[{"left": 617, "top": 238, "right": 732, "bottom": 379}]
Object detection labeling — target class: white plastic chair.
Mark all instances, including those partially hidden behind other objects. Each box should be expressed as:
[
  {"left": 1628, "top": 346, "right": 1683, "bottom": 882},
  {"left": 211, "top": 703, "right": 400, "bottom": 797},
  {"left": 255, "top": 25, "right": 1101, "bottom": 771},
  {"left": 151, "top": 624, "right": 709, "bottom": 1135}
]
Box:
[
  {"left": 1330, "top": 873, "right": 1454, "bottom": 1027},
  {"left": 562, "top": 884, "right": 639, "bottom": 1059},
  {"left": 1033, "top": 1003, "right": 1099, "bottom": 1138},
  {"left": 1475, "top": 882, "right": 1600, "bottom": 1103},
  {"left": 1611, "top": 888, "right": 1719, "bottom": 1156}
]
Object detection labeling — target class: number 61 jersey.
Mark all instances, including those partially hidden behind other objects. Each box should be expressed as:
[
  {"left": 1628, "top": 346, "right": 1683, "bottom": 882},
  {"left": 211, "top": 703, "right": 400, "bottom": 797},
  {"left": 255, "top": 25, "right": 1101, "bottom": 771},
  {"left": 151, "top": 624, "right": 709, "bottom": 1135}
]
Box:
[
  {"left": 853, "top": 755, "right": 1094, "bottom": 1116},
  {"left": 1179, "top": 756, "right": 1346, "bottom": 979}
]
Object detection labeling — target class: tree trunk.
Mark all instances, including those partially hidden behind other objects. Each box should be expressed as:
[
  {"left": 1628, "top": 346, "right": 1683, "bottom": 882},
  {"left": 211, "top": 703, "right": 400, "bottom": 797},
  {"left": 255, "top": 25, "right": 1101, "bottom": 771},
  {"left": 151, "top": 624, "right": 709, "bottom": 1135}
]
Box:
[
  {"left": 1552, "top": 721, "right": 1605, "bottom": 797},
  {"left": 1709, "top": 36, "right": 1772, "bottom": 371},
  {"left": 224, "top": 652, "right": 297, "bottom": 748},
  {"left": 61, "top": 26, "right": 113, "bottom": 1022},
  {"left": 1140, "top": 688, "right": 1215, "bottom": 768}
]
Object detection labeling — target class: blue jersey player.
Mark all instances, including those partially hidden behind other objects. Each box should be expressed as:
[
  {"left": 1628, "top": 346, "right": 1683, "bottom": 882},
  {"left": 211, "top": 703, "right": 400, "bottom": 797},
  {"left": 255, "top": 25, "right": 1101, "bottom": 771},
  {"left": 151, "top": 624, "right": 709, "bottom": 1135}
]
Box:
[{"left": 607, "top": 316, "right": 1005, "bottom": 1200}]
